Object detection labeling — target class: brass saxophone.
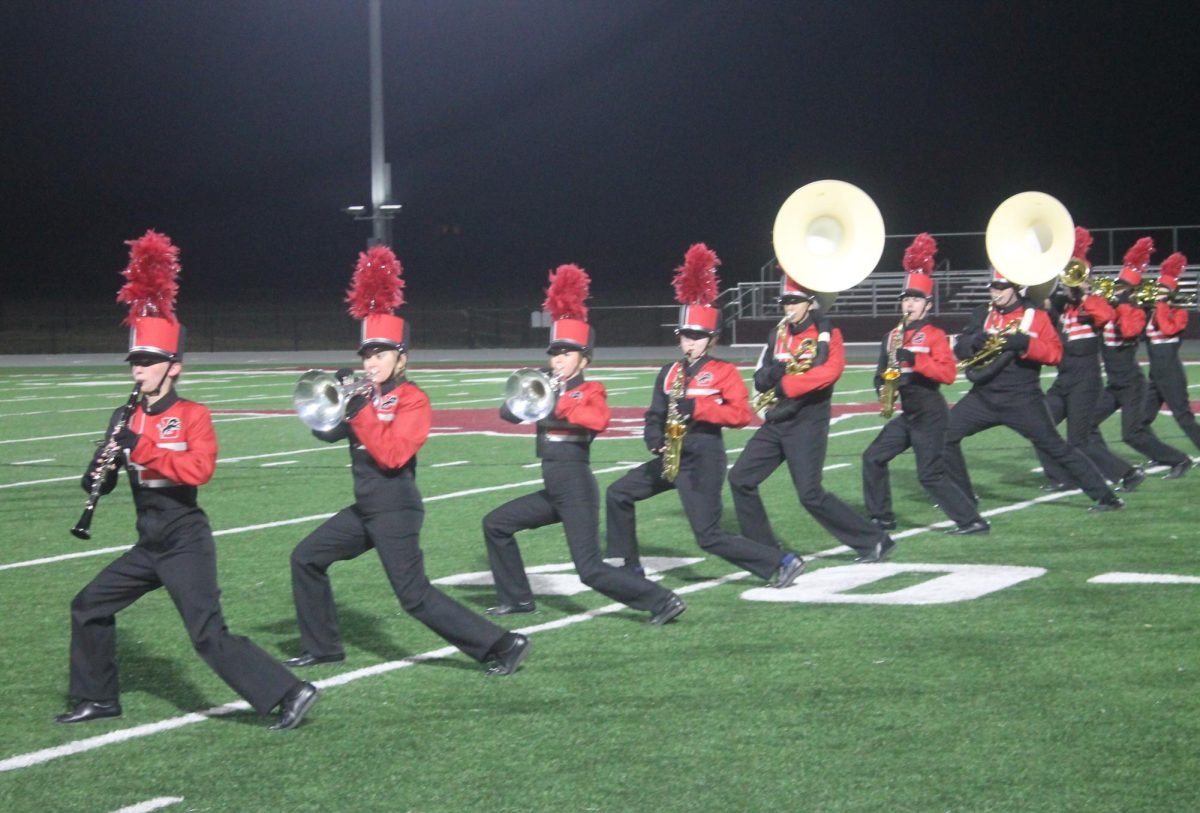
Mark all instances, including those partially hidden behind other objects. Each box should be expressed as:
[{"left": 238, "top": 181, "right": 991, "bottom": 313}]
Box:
[
  {"left": 661, "top": 358, "right": 688, "bottom": 482},
  {"left": 958, "top": 315, "right": 1022, "bottom": 370},
  {"left": 752, "top": 318, "right": 818, "bottom": 413},
  {"left": 879, "top": 314, "right": 909, "bottom": 419}
]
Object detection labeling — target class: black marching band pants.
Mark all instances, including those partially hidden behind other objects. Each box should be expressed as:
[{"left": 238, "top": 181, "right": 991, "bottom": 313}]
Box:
[
  {"left": 1038, "top": 364, "right": 1133, "bottom": 485},
  {"left": 69, "top": 521, "right": 298, "bottom": 713},
  {"left": 1141, "top": 355, "right": 1200, "bottom": 452},
  {"left": 1091, "top": 375, "right": 1188, "bottom": 466},
  {"left": 728, "top": 401, "right": 888, "bottom": 556},
  {"left": 944, "top": 389, "right": 1114, "bottom": 502},
  {"left": 484, "top": 459, "right": 675, "bottom": 613},
  {"left": 291, "top": 505, "right": 507, "bottom": 662},
  {"left": 861, "top": 404, "right": 982, "bottom": 526},
  {"left": 605, "top": 433, "right": 783, "bottom": 580}
]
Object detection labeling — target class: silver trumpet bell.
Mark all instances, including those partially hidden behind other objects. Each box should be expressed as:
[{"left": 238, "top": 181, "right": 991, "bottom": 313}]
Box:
[
  {"left": 503, "top": 368, "right": 561, "bottom": 422},
  {"left": 292, "top": 369, "right": 375, "bottom": 432}
]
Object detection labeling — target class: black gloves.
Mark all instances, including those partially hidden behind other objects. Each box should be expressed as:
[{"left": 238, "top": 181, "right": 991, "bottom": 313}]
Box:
[
  {"left": 1003, "top": 332, "right": 1030, "bottom": 353},
  {"left": 114, "top": 426, "right": 140, "bottom": 450},
  {"left": 896, "top": 348, "right": 916, "bottom": 365},
  {"left": 344, "top": 393, "right": 370, "bottom": 419},
  {"left": 755, "top": 359, "right": 787, "bottom": 392},
  {"left": 675, "top": 398, "right": 695, "bottom": 418},
  {"left": 335, "top": 367, "right": 355, "bottom": 384}
]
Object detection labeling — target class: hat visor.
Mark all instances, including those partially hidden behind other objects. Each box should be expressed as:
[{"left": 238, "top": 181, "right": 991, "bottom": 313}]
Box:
[
  {"left": 358, "top": 341, "right": 404, "bottom": 357},
  {"left": 124, "top": 350, "right": 174, "bottom": 363}
]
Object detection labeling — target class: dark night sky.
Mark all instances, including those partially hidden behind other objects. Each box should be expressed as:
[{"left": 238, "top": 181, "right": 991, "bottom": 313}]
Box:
[{"left": 3, "top": 0, "right": 1198, "bottom": 307}]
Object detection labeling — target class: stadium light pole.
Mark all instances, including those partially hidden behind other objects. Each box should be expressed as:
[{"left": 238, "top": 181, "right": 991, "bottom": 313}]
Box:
[{"left": 344, "top": 0, "right": 400, "bottom": 248}]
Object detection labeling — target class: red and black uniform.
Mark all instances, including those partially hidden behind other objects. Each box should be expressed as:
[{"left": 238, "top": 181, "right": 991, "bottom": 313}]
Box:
[
  {"left": 729, "top": 315, "right": 890, "bottom": 556},
  {"left": 946, "top": 300, "right": 1118, "bottom": 505},
  {"left": 861, "top": 317, "right": 983, "bottom": 527},
  {"left": 1091, "top": 297, "right": 1189, "bottom": 465},
  {"left": 69, "top": 390, "right": 302, "bottom": 714},
  {"left": 606, "top": 355, "right": 788, "bottom": 579},
  {"left": 1139, "top": 299, "right": 1200, "bottom": 451},
  {"left": 484, "top": 372, "right": 677, "bottom": 613},
  {"left": 290, "top": 376, "right": 509, "bottom": 663},
  {"left": 1038, "top": 292, "right": 1137, "bottom": 485}
]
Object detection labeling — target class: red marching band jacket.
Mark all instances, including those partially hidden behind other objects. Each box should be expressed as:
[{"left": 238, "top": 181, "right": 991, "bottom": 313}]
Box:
[
  {"left": 662, "top": 358, "right": 754, "bottom": 428},
  {"left": 891, "top": 321, "right": 957, "bottom": 385},
  {"left": 773, "top": 320, "right": 844, "bottom": 399},
  {"left": 1145, "top": 300, "right": 1188, "bottom": 345},
  {"left": 347, "top": 380, "right": 432, "bottom": 470},
  {"left": 1102, "top": 302, "right": 1148, "bottom": 347},
  {"left": 1059, "top": 294, "right": 1115, "bottom": 348},
  {"left": 125, "top": 398, "right": 217, "bottom": 490},
  {"left": 985, "top": 305, "right": 1062, "bottom": 366}
]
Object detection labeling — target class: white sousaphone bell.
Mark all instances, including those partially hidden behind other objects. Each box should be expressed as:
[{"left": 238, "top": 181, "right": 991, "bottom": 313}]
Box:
[
  {"left": 985, "top": 191, "right": 1075, "bottom": 302},
  {"left": 772, "top": 179, "right": 887, "bottom": 308}
]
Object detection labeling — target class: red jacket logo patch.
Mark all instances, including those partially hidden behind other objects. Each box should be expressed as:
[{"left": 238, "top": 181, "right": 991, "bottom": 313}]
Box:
[
  {"left": 570, "top": 391, "right": 583, "bottom": 400},
  {"left": 379, "top": 394, "right": 399, "bottom": 410},
  {"left": 914, "top": 331, "right": 927, "bottom": 344},
  {"left": 697, "top": 372, "right": 714, "bottom": 386},
  {"left": 157, "top": 416, "right": 182, "bottom": 439}
]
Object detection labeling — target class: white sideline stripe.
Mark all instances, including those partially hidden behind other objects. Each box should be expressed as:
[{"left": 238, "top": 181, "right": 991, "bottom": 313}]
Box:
[
  {"left": 13, "top": 458, "right": 54, "bottom": 464},
  {"left": 1089, "top": 573, "right": 1200, "bottom": 585},
  {"left": 431, "top": 460, "right": 469, "bottom": 468},
  {"left": 260, "top": 460, "right": 298, "bottom": 468},
  {"left": 0, "top": 474, "right": 77, "bottom": 490},
  {"left": 0, "top": 430, "right": 97, "bottom": 445},
  {"left": 110, "top": 797, "right": 185, "bottom": 813}
]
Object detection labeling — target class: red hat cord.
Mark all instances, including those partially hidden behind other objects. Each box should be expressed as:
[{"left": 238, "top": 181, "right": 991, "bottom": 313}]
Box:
[
  {"left": 1159, "top": 251, "right": 1187, "bottom": 292},
  {"left": 346, "top": 245, "right": 407, "bottom": 351},
  {"left": 674, "top": 243, "right": 721, "bottom": 334},
  {"left": 117, "top": 230, "right": 183, "bottom": 359},
  {"left": 1119, "top": 237, "right": 1154, "bottom": 287},
  {"left": 901, "top": 233, "right": 937, "bottom": 297},
  {"left": 544, "top": 263, "right": 592, "bottom": 350}
]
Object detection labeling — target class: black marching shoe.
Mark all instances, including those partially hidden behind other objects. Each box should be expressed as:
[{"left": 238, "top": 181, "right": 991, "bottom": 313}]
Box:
[
  {"left": 1164, "top": 459, "right": 1194, "bottom": 480},
  {"left": 282, "top": 652, "right": 345, "bottom": 668},
  {"left": 870, "top": 517, "right": 897, "bottom": 531},
  {"left": 270, "top": 682, "right": 320, "bottom": 731},
  {"left": 649, "top": 594, "right": 686, "bottom": 625},
  {"left": 1088, "top": 495, "right": 1125, "bottom": 513},
  {"left": 945, "top": 519, "right": 990, "bottom": 536},
  {"left": 855, "top": 538, "right": 896, "bottom": 564},
  {"left": 485, "top": 633, "right": 532, "bottom": 676},
  {"left": 485, "top": 601, "right": 537, "bottom": 617},
  {"left": 55, "top": 700, "right": 122, "bottom": 724},
  {"left": 1119, "top": 466, "right": 1146, "bottom": 492},
  {"left": 771, "top": 553, "right": 807, "bottom": 588}
]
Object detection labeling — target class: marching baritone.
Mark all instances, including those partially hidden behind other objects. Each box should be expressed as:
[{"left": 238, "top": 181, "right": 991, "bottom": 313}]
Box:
[
  {"left": 1037, "top": 227, "right": 1145, "bottom": 492},
  {"left": 861, "top": 234, "right": 989, "bottom": 535},
  {"left": 285, "top": 246, "right": 531, "bottom": 677},
  {"left": 1089, "top": 238, "right": 1192, "bottom": 478},
  {"left": 59, "top": 231, "right": 318, "bottom": 730},
  {"left": 729, "top": 276, "right": 897, "bottom": 563},
  {"left": 944, "top": 270, "right": 1125, "bottom": 511},
  {"left": 1138, "top": 252, "right": 1200, "bottom": 453},
  {"left": 483, "top": 264, "right": 687, "bottom": 624},
  {"left": 605, "top": 244, "right": 806, "bottom": 588}
]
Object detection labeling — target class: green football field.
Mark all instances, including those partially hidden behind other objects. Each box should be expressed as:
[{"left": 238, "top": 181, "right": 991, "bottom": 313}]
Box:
[{"left": 1, "top": 358, "right": 1197, "bottom": 812}]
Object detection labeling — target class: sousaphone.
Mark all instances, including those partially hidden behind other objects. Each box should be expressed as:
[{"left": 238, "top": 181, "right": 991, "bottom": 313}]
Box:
[
  {"left": 772, "top": 179, "right": 886, "bottom": 309},
  {"left": 985, "top": 191, "right": 1075, "bottom": 303}
]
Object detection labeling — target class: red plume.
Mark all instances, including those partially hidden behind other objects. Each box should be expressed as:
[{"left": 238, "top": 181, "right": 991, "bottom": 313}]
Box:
[
  {"left": 1123, "top": 237, "right": 1155, "bottom": 270},
  {"left": 902, "top": 233, "right": 938, "bottom": 274},
  {"left": 345, "top": 245, "right": 405, "bottom": 318},
  {"left": 1160, "top": 252, "right": 1187, "bottom": 280},
  {"left": 116, "top": 230, "right": 181, "bottom": 326},
  {"left": 1072, "top": 227, "right": 1094, "bottom": 261},
  {"left": 672, "top": 243, "right": 721, "bottom": 306},
  {"left": 543, "top": 264, "right": 590, "bottom": 321}
]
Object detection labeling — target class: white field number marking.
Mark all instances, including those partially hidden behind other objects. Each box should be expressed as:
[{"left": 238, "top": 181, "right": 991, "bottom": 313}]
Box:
[{"left": 742, "top": 563, "right": 1047, "bottom": 605}]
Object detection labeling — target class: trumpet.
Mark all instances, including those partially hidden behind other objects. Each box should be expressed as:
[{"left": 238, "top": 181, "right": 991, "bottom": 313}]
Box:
[
  {"left": 958, "top": 318, "right": 1022, "bottom": 370},
  {"left": 292, "top": 370, "right": 377, "bottom": 432},
  {"left": 503, "top": 368, "right": 563, "bottom": 422},
  {"left": 879, "top": 314, "right": 909, "bottom": 419},
  {"left": 1092, "top": 277, "right": 1116, "bottom": 302},
  {"left": 1131, "top": 279, "right": 1160, "bottom": 307}
]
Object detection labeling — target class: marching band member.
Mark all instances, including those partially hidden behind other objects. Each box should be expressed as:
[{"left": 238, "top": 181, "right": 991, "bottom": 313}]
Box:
[
  {"left": 59, "top": 231, "right": 318, "bottom": 730},
  {"left": 605, "top": 244, "right": 805, "bottom": 588},
  {"left": 861, "top": 235, "right": 988, "bottom": 534},
  {"left": 1089, "top": 238, "right": 1192, "bottom": 478},
  {"left": 944, "top": 270, "right": 1124, "bottom": 512},
  {"left": 1038, "top": 228, "right": 1144, "bottom": 492},
  {"left": 729, "top": 276, "right": 896, "bottom": 564},
  {"left": 1138, "top": 252, "right": 1200, "bottom": 454},
  {"left": 483, "top": 264, "right": 686, "bottom": 624},
  {"left": 285, "top": 246, "right": 530, "bottom": 677}
]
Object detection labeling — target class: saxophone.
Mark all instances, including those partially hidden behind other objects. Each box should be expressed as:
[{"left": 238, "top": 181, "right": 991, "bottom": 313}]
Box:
[
  {"left": 751, "top": 318, "right": 818, "bottom": 414},
  {"left": 661, "top": 358, "right": 688, "bottom": 482},
  {"left": 879, "top": 314, "right": 909, "bottom": 419}
]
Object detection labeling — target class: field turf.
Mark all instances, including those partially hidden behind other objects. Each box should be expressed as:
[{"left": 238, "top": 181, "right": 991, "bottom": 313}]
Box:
[{"left": 1, "top": 359, "right": 1197, "bottom": 812}]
